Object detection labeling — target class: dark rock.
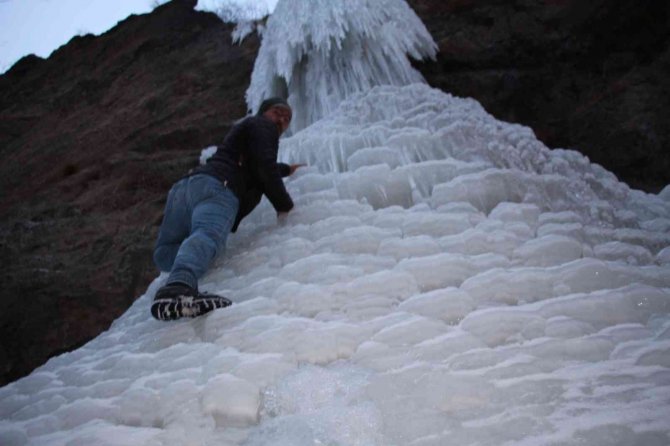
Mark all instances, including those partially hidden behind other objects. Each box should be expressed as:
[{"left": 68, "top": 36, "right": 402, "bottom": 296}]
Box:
[
  {"left": 0, "top": 0, "right": 259, "bottom": 386},
  {"left": 407, "top": 0, "right": 670, "bottom": 192}
]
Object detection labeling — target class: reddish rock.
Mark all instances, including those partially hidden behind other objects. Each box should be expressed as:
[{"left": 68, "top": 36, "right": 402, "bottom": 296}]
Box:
[{"left": 0, "top": 0, "right": 259, "bottom": 385}]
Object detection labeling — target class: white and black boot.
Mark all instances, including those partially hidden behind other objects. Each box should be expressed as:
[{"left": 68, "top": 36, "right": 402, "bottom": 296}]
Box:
[{"left": 151, "top": 283, "right": 232, "bottom": 321}]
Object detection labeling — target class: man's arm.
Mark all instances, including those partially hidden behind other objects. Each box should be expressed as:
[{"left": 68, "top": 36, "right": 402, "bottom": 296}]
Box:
[
  {"left": 278, "top": 163, "right": 306, "bottom": 177},
  {"left": 245, "top": 120, "right": 294, "bottom": 213}
]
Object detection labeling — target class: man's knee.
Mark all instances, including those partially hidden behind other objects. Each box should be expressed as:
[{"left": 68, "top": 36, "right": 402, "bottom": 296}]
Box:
[{"left": 193, "top": 228, "right": 227, "bottom": 257}]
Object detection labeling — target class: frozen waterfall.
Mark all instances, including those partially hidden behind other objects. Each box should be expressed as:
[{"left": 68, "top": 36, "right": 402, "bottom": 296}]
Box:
[
  {"left": 246, "top": 0, "right": 437, "bottom": 133},
  {"left": 1, "top": 1, "right": 670, "bottom": 445}
]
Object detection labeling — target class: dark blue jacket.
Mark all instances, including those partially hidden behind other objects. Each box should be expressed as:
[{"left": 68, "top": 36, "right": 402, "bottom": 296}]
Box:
[{"left": 194, "top": 115, "right": 294, "bottom": 232}]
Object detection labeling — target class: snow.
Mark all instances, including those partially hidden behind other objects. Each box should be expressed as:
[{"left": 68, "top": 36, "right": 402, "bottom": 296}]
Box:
[{"left": 2, "top": 0, "right": 670, "bottom": 444}]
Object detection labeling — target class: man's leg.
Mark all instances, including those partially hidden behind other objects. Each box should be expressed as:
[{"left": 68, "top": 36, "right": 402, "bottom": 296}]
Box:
[
  {"left": 166, "top": 177, "right": 239, "bottom": 289},
  {"left": 152, "top": 176, "right": 239, "bottom": 320},
  {"left": 153, "top": 179, "right": 190, "bottom": 272}
]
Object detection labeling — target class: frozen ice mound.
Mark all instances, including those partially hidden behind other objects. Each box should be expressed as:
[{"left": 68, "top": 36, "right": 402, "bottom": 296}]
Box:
[{"left": 1, "top": 84, "right": 669, "bottom": 446}]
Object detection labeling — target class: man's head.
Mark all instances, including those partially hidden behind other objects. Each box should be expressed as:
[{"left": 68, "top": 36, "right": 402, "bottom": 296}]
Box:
[{"left": 258, "top": 97, "right": 292, "bottom": 135}]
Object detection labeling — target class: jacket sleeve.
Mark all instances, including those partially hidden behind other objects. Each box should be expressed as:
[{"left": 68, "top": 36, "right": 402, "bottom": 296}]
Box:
[
  {"left": 278, "top": 163, "right": 291, "bottom": 177},
  {"left": 245, "top": 120, "right": 294, "bottom": 213}
]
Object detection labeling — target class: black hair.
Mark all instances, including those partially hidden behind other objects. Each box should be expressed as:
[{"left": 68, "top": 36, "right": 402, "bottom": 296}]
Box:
[{"left": 257, "top": 97, "right": 291, "bottom": 115}]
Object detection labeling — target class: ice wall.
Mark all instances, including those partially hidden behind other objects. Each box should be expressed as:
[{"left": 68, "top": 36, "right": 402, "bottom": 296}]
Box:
[
  {"left": 246, "top": 0, "right": 437, "bottom": 133},
  {"left": 2, "top": 2, "right": 670, "bottom": 444},
  {"left": 1, "top": 83, "right": 669, "bottom": 446}
]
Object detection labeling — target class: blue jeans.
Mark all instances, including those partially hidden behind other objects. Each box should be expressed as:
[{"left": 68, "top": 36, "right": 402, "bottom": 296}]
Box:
[{"left": 153, "top": 174, "right": 239, "bottom": 290}]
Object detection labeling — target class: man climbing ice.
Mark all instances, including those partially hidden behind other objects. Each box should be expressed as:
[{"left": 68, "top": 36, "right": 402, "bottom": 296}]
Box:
[{"left": 151, "top": 98, "right": 301, "bottom": 321}]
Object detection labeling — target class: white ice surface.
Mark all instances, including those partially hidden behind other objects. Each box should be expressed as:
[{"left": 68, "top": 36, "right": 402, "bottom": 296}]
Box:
[{"left": 2, "top": 83, "right": 669, "bottom": 446}]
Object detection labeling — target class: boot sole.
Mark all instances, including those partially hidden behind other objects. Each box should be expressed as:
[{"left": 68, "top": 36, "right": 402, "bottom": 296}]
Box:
[{"left": 151, "top": 295, "right": 232, "bottom": 321}]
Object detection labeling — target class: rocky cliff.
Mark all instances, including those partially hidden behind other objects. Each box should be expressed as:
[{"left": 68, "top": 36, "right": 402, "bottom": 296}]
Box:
[
  {"left": 0, "top": 0, "right": 667, "bottom": 385},
  {"left": 408, "top": 0, "right": 670, "bottom": 192},
  {"left": 0, "top": 0, "right": 260, "bottom": 385}
]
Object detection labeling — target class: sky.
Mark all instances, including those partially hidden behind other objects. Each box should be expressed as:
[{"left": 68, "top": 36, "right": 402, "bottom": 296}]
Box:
[{"left": 0, "top": 0, "right": 277, "bottom": 74}]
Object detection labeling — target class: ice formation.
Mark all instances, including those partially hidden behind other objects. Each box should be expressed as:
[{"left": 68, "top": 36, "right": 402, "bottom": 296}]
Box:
[
  {"left": 2, "top": 82, "right": 669, "bottom": 446},
  {"left": 246, "top": 0, "right": 437, "bottom": 133},
  {"left": 2, "top": 0, "right": 670, "bottom": 444}
]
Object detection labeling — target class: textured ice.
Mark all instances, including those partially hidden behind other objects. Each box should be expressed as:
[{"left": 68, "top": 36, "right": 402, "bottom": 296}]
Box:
[
  {"left": 3, "top": 82, "right": 669, "bottom": 446},
  {"left": 4, "top": 10, "right": 670, "bottom": 445}
]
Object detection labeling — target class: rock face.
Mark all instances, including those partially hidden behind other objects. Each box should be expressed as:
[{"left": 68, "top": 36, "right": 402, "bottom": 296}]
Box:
[
  {"left": 0, "top": 0, "right": 259, "bottom": 385},
  {"left": 407, "top": 0, "right": 670, "bottom": 192},
  {"left": 0, "top": 0, "right": 668, "bottom": 386}
]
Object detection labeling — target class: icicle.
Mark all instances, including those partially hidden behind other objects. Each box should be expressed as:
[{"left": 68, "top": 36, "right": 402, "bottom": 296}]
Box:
[{"left": 246, "top": 0, "right": 437, "bottom": 133}]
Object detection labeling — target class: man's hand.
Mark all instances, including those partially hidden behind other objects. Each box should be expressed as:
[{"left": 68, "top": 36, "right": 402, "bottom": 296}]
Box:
[
  {"left": 277, "top": 212, "right": 289, "bottom": 226},
  {"left": 289, "top": 164, "right": 306, "bottom": 175}
]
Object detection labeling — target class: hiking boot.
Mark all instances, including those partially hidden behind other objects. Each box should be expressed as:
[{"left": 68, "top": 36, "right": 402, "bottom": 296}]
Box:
[{"left": 151, "top": 283, "right": 232, "bottom": 321}]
